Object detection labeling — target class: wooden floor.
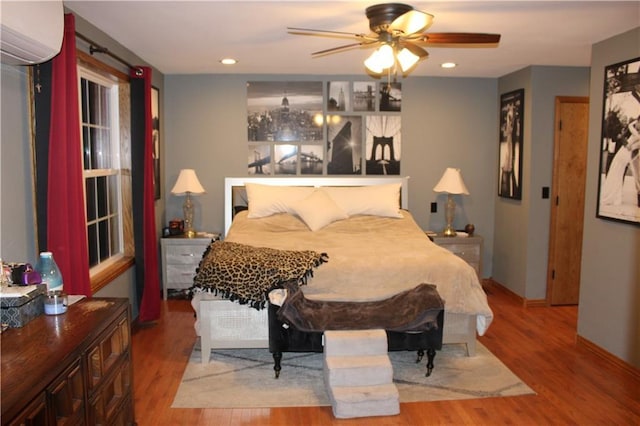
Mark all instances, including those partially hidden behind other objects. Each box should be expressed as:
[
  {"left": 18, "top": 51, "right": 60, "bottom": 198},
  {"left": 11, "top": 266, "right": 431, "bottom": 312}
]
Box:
[{"left": 131, "top": 283, "right": 640, "bottom": 425}]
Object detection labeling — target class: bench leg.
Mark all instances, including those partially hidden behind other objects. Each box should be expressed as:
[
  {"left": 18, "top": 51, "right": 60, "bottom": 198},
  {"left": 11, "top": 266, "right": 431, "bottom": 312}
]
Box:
[
  {"left": 425, "top": 348, "right": 436, "bottom": 377},
  {"left": 273, "top": 352, "right": 282, "bottom": 379}
]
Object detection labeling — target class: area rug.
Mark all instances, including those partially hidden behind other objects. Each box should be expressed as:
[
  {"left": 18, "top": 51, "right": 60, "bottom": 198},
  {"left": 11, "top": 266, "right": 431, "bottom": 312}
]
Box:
[{"left": 171, "top": 341, "right": 534, "bottom": 408}]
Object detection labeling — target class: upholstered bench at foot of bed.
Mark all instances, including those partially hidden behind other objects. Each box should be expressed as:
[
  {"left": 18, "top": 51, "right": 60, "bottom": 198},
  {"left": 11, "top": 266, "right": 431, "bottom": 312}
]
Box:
[{"left": 268, "top": 303, "right": 444, "bottom": 378}]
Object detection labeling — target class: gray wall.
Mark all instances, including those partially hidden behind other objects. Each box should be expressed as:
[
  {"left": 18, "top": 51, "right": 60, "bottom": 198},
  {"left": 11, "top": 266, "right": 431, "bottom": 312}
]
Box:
[
  {"left": 493, "top": 67, "right": 591, "bottom": 299},
  {"left": 163, "top": 74, "right": 499, "bottom": 276},
  {"left": 579, "top": 27, "right": 640, "bottom": 367},
  {"left": 493, "top": 67, "right": 532, "bottom": 298},
  {"left": 0, "top": 64, "right": 36, "bottom": 263}
]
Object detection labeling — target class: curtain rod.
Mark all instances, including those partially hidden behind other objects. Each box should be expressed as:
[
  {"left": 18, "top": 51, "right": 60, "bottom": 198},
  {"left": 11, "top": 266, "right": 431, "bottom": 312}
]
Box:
[{"left": 75, "top": 31, "right": 143, "bottom": 76}]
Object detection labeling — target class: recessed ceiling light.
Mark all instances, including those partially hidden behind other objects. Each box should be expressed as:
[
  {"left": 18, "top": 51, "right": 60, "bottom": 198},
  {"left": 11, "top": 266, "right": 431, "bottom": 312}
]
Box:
[
  {"left": 441, "top": 62, "right": 457, "bottom": 69},
  {"left": 220, "top": 58, "right": 237, "bottom": 65}
]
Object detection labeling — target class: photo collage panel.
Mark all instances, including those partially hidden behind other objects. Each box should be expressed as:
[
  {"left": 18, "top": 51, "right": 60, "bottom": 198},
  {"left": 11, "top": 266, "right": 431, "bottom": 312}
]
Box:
[{"left": 247, "top": 80, "right": 402, "bottom": 175}]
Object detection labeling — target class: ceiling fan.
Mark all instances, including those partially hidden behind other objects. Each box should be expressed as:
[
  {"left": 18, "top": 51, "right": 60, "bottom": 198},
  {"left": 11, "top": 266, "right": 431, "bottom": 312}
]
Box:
[{"left": 288, "top": 3, "right": 501, "bottom": 76}]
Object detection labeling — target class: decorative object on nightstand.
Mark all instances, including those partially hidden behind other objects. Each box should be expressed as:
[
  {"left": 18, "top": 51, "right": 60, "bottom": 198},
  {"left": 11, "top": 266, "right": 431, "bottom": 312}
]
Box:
[
  {"left": 433, "top": 167, "right": 469, "bottom": 237},
  {"left": 464, "top": 223, "right": 475, "bottom": 236},
  {"left": 171, "top": 169, "right": 206, "bottom": 238}
]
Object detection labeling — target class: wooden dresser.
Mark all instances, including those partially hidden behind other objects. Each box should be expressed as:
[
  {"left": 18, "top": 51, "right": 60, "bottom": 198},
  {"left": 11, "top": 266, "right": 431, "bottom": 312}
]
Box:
[{"left": 1, "top": 298, "right": 134, "bottom": 425}]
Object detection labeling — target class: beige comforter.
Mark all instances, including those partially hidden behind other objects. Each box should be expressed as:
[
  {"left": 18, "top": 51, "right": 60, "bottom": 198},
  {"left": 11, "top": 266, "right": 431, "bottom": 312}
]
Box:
[{"left": 226, "top": 210, "right": 493, "bottom": 335}]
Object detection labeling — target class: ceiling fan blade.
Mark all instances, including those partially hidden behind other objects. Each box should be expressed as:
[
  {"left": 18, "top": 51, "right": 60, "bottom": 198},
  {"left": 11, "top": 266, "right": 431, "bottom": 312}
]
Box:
[
  {"left": 311, "top": 41, "right": 380, "bottom": 57},
  {"left": 401, "top": 42, "right": 429, "bottom": 58},
  {"left": 389, "top": 9, "right": 434, "bottom": 35},
  {"left": 416, "top": 32, "right": 501, "bottom": 45},
  {"left": 287, "top": 27, "right": 373, "bottom": 41}
]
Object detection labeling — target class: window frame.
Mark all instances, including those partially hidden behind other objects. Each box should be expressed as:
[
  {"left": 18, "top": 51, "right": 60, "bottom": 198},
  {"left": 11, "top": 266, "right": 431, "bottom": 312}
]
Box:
[{"left": 77, "top": 51, "right": 134, "bottom": 293}]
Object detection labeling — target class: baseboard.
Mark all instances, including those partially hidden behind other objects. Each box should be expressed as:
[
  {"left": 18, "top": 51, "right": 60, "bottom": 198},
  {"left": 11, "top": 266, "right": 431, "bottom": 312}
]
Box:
[
  {"left": 484, "top": 278, "right": 550, "bottom": 308},
  {"left": 576, "top": 335, "right": 640, "bottom": 380},
  {"left": 524, "top": 299, "right": 548, "bottom": 308}
]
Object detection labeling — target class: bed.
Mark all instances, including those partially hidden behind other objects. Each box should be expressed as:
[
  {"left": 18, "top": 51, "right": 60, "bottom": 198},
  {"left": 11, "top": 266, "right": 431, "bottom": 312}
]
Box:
[{"left": 191, "top": 177, "right": 493, "bottom": 368}]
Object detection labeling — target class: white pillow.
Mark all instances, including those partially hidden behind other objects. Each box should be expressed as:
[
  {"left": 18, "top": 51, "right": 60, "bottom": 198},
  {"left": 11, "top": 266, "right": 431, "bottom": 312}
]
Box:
[
  {"left": 323, "top": 183, "right": 402, "bottom": 218},
  {"left": 289, "top": 189, "right": 348, "bottom": 231},
  {"left": 245, "top": 183, "right": 314, "bottom": 218}
]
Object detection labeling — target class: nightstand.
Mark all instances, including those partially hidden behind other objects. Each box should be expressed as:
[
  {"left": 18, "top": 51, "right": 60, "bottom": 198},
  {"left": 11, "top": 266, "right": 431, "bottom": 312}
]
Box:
[
  {"left": 160, "top": 233, "right": 220, "bottom": 299},
  {"left": 430, "top": 234, "right": 483, "bottom": 278}
]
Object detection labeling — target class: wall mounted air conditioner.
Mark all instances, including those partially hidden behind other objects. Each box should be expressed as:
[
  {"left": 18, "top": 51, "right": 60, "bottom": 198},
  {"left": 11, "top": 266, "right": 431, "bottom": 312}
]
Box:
[{"left": 0, "top": 0, "right": 64, "bottom": 65}]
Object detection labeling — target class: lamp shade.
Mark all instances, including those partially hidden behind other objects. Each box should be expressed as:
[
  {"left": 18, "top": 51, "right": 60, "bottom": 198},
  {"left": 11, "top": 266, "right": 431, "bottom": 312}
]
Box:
[
  {"left": 433, "top": 168, "right": 470, "bottom": 195},
  {"left": 171, "top": 169, "right": 206, "bottom": 195},
  {"left": 364, "top": 44, "right": 395, "bottom": 74}
]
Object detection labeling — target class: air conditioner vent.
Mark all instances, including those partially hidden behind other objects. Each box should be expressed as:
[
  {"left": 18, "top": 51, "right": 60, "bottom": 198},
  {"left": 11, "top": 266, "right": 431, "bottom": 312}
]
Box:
[{"left": 0, "top": 1, "right": 64, "bottom": 65}]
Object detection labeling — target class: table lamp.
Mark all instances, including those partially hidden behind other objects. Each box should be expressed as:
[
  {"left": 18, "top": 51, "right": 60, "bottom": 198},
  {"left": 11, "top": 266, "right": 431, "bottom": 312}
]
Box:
[
  {"left": 171, "top": 169, "right": 206, "bottom": 238},
  {"left": 433, "top": 167, "right": 469, "bottom": 237}
]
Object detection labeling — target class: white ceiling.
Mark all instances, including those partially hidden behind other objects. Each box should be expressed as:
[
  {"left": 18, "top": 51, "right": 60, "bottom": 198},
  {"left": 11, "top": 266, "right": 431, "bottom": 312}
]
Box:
[{"left": 64, "top": 1, "right": 640, "bottom": 78}]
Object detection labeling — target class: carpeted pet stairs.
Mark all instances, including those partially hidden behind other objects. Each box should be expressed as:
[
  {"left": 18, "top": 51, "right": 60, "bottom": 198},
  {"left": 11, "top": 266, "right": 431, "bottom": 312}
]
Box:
[{"left": 323, "top": 329, "right": 400, "bottom": 418}]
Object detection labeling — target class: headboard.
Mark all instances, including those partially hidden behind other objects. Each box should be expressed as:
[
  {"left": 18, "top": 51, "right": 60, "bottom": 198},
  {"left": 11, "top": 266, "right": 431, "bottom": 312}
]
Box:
[{"left": 224, "top": 176, "right": 410, "bottom": 236}]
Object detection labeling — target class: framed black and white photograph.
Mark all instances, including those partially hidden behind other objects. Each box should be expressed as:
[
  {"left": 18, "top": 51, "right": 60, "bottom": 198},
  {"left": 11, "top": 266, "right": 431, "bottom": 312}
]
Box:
[
  {"left": 597, "top": 57, "right": 640, "bottom": 225},
  {"left": 327, "top": 81, "right": 350, "bottom": 112},
  {"left": 498, "top": 88, "right": 524, "bottom": 200},
  {"left": 274, "top": 144, "right": 298, "bottom": 175},
  {"left": 379, "top": 82, "right": 401, "bottom": 112},
  {"left": 247, "top": 81, "right": 323, "bottom": 142},
  {"left": 327, "top": 115, "right": 362, "bottom": 175},
  {"left": 353, "top": 81, "right": 376, "bottom": 112},
  {"left": 151, "top": 86, "right": 160, "bottom": 200},
  {"left": 365, "top": 115, "right": 401, "bottom": 175},
  {"left": 247, "top": 144, "right": 271, "bottom": 175},
  {"left": 300, "top": 144, "right": 324, "bottom": 175}
]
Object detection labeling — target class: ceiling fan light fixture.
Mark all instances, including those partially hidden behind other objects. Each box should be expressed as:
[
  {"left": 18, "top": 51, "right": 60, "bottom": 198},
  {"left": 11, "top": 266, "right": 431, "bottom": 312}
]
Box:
[
  {"left": 364, "top": 43, "right": 395, "bottom": 73},
  {"left": 364, "top": 52, "right": 383, "bottom": 74},
  {"left": 397, "top": 47, "right": 420, "bottom": 72},
  {"left": 377, "top": 44, "right": 395, "bottom": 68}
]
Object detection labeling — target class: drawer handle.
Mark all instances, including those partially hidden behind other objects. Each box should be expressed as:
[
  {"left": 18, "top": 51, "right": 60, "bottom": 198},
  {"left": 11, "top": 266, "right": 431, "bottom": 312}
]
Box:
[{"left": 180, "top": 253, "right": 195, "bottom": 257}]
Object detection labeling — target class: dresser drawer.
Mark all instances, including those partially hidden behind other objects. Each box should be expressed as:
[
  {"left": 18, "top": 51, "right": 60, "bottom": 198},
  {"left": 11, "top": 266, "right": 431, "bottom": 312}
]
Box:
[
  {"left": 87, "top": 316, "right": 130, "bottom": 392},
  {"left": 164, "top": 245, "right": 208, "bottom": 264},
  {"left": 166, "top": 264, "right": 199, "bottom": 284},
  {"left": 440, "top": 243, "right": 480, "bottom": 263},
  {"left": 88, "top": 358, "right": 131, "bottom": 426}
]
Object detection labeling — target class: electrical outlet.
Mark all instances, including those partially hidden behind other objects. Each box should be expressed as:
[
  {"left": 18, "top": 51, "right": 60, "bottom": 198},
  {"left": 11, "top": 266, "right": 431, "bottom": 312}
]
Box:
[{"left": 430, "top": 202, "right": 437, "bottom": 213}]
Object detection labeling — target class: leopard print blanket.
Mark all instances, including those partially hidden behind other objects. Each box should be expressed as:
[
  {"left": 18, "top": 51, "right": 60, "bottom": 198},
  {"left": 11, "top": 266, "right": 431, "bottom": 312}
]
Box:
[{"left": 191, "top": 241, "right": 328, "bottom": 310}]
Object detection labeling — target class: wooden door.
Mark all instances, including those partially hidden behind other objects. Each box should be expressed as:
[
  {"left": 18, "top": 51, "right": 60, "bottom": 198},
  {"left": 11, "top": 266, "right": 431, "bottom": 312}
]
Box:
[{"left": 547, "top": 97, "right": 589, "bottom": 305}]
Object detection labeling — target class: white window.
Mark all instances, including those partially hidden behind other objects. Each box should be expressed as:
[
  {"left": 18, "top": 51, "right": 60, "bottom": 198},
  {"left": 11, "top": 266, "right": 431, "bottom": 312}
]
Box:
[{"left": 78, "top": 66, "right": 126, "bottom": 277}]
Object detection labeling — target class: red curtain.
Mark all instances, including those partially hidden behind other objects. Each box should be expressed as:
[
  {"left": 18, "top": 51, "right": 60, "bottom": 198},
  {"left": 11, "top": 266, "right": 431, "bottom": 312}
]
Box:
[
  {"left": 130, "top": 66, "right": 161, "bottom": 321},
  {"left": 47, "top": 14, "right": 91, "bottom": 296}
]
